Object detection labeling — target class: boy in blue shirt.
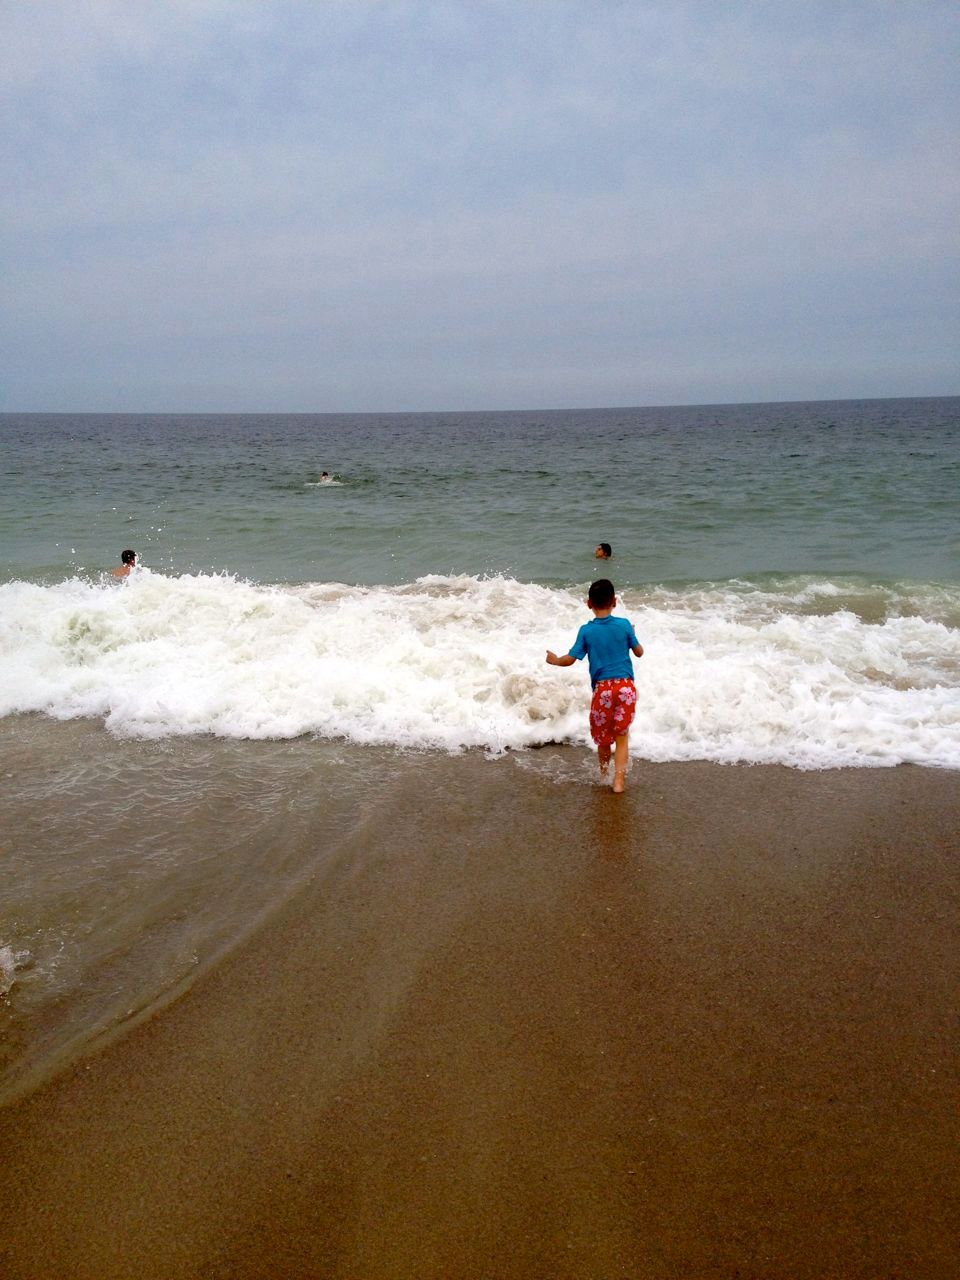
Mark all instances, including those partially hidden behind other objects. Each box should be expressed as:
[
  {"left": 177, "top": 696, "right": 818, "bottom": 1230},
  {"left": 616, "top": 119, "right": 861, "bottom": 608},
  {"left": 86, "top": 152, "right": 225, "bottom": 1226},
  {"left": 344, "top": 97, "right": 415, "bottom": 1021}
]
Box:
[{"left": 546, "top": 578, "right": 644, "bottom": 793}]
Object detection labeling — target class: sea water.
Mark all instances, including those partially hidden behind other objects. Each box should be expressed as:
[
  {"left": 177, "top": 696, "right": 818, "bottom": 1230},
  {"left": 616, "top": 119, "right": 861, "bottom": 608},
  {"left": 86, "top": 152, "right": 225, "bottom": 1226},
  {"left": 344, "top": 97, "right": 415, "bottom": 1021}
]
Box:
[
  {"left": 2, "top": 398, "right": 958, "bottom": 1098},
  {"left": 3, "top": 400, "right": 958, "bottom": 588},
  {"left": 2, "top": 399, "right": 958, "bottom": 765}
]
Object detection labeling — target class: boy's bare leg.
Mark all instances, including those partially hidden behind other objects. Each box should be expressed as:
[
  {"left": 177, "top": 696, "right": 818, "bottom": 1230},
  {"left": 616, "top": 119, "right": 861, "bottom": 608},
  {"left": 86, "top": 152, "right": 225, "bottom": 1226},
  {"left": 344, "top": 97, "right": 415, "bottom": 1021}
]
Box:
[
  {"left": 612, "top": 733, "right": 629, "bottom": 793},
  {"left": 597, "top": 744, "right": 611, "bottom": 777}
]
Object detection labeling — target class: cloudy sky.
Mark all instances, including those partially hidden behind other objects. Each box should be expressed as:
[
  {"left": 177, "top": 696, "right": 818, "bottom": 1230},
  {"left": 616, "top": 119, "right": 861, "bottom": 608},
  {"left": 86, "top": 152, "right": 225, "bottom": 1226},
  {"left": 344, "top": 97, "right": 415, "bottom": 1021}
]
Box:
[{"left": 3, "top": 1, "right": 958, "bottom": 411}]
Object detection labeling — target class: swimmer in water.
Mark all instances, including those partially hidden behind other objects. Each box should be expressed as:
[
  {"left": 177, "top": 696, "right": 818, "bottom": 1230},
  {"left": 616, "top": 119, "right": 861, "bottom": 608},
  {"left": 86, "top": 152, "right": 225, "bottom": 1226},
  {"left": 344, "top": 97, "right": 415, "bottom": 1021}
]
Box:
[
  {"left": 111, "top": 549, "right": 137, "bottom": 577},
  {"left": 595, "top": 542, "right": 612, "bottom": 559},
  {"left": 319, "top": 471, "right": 332, "bottom": 484}
]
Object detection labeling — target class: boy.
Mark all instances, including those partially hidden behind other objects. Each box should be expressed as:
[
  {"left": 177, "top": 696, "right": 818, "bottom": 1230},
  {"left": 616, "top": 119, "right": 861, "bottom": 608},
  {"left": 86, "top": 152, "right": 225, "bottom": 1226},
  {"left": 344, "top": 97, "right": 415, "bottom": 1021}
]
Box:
[
  {"left": 111, "top": 549, "right": 137, "bottom": 577},
  {"left": 546, "top": 579, "right": 643, "bottom": 793}
]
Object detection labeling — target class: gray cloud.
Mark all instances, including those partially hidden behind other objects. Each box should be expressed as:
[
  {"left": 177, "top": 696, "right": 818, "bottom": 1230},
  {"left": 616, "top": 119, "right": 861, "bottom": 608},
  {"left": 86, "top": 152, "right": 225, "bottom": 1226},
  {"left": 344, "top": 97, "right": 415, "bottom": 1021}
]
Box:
[{"left": 2, "top": 1, "right": 958, "bottom": 409}]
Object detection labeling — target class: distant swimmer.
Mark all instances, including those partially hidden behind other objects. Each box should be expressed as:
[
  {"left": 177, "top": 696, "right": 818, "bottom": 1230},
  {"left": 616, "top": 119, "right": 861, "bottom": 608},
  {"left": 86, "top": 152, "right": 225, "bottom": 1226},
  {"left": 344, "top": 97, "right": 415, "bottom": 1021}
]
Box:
[
  {"left": 111, "top": 549, "right": 137, "bottom": 577},
  {"left": 319, "top": 471, "right": 333, "bottom": 484},
  {"left": 595, "top": 542, "right": 612, "bottom": 559}
]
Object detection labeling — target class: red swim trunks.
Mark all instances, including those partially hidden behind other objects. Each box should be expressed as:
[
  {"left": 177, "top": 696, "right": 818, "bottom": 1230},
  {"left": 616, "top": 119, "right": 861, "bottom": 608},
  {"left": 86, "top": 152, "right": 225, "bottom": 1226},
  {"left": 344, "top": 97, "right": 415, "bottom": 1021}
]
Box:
[{"left": 588, "top": 678, "right": 638, "bottom": 747}]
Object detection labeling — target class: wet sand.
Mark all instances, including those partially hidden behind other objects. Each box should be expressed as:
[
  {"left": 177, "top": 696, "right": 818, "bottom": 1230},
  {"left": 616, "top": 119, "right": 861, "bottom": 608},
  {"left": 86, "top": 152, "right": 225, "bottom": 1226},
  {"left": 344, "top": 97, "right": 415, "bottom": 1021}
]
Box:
[{"left": 1, "top": 754, "right": 958, "bottom": 1279}]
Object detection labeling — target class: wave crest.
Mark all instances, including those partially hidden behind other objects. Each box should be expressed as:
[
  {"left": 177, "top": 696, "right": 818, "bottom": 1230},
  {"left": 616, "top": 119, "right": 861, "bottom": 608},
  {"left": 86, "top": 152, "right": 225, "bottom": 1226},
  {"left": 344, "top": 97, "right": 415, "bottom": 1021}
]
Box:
[{"left": 1, "top": 572, "right": 957, "bottom": 767}]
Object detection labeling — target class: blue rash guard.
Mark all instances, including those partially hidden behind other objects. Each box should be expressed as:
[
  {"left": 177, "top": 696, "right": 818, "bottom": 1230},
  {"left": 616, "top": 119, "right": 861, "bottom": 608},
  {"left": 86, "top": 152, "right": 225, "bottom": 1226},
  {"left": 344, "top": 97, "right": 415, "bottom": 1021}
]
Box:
[{"left": 568, "top": 615, "right": 640, "bottom": 689}]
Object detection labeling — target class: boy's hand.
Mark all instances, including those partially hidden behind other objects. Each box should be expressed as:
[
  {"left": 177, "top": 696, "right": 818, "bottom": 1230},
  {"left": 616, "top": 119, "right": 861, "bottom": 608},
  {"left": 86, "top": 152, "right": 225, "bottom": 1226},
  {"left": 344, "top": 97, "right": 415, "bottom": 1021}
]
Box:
[{"left": 547, "top": 650, "right": 576, "bottom": 668}]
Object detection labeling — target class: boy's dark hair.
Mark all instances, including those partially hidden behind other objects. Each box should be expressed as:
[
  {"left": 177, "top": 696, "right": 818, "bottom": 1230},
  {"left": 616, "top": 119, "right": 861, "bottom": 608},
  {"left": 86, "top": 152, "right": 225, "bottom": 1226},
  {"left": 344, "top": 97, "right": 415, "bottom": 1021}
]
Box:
[
  {"left": 588, "top": 579, "right": 615, "bottom": 609},
  {"left": 598, "top": 542, "right": 612, "bottom": 557},
  {"left": 121, "top": 549, "right": 136, "bottom": 564}
]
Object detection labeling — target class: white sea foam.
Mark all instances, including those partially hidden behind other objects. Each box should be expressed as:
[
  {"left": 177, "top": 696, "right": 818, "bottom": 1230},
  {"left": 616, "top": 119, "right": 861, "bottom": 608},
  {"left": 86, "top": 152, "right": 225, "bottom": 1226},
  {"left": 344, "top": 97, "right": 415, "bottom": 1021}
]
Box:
[
  {"left": 1, "top": 572, "right": 958, "bottom": 768},
  {"left": 0, "top": 946, "right": 31, "bottom": 997}
]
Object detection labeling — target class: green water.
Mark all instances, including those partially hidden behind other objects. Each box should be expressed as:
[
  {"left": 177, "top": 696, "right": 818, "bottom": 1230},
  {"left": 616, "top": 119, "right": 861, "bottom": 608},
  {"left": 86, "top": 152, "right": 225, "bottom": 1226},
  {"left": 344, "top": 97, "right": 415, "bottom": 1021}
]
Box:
[{"left": 1, "top": 398, "right": 957, "bottom": 588}]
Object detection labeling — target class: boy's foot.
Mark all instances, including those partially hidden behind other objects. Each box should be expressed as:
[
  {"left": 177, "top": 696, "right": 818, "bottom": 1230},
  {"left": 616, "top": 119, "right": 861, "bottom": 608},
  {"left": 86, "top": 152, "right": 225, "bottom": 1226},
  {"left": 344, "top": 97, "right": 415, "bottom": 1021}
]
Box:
[
  {"left": 598, "top": 748, "right": 611, "bottom": 779},
  {"left": 612, "top": 769, "right": 626, "bottom": 794}
]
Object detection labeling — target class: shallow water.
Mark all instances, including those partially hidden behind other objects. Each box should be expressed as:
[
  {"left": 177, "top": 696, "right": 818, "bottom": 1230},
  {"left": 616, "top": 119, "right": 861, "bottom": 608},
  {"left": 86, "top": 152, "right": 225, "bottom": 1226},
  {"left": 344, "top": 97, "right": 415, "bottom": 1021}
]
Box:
[{"left": 0, "top": 717, "right": 424, "bottom": 1101}]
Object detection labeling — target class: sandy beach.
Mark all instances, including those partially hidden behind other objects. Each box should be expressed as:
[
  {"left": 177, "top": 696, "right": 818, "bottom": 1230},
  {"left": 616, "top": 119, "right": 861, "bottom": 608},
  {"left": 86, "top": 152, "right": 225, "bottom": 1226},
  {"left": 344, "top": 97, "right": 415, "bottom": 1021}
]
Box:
[{"left": 1, "top": 752, "right": 958, "bottom": 1279}]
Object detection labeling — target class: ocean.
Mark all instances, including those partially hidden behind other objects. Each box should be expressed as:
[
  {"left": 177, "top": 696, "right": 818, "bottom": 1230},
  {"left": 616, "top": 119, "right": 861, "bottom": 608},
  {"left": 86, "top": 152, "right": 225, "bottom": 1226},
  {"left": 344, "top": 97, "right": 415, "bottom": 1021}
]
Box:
[{"left": 2, "top": 397, "right": 958, "bottom": 1100}]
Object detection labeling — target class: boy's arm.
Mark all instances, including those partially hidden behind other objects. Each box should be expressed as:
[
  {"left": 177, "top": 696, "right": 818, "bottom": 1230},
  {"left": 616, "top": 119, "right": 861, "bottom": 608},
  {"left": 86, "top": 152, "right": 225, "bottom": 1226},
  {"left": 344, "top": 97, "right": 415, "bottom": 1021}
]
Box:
[
  {"left": 632, "top": 643, "right": 644, "bottom": 658},
  {"left": 546, "top": 650, "right": 576, "bottom": 667},
  {"left": 550, "top": 623, "right": 586, "bottom": 668}
]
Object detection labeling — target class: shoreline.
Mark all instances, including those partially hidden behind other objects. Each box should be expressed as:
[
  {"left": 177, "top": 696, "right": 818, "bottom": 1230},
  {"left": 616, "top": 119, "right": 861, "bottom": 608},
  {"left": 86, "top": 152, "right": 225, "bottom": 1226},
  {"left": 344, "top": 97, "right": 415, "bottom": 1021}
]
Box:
[{"left": 2, "top": 754, "right": 958, "bottom": 1278}]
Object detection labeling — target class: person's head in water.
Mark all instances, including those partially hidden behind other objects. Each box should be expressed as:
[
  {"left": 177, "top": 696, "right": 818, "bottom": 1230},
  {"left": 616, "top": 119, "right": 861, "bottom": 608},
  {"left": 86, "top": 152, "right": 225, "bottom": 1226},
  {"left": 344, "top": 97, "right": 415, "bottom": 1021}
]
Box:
[
  {"left": 587, "top": 578, "right": 616, "bottom": 611},
  {"left": 595, "top": 542, "right": 612, "bottom": 559},
  {"left": 111, "top": 549, "right": 136, "bottom": 577}
]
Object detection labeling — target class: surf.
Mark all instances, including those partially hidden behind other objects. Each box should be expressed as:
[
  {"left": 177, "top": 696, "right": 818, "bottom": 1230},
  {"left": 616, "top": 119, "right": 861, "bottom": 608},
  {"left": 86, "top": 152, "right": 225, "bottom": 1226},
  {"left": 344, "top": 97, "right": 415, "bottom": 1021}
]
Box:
[{"left": 1, "top": 570, "right": 957, "bottom": 767}]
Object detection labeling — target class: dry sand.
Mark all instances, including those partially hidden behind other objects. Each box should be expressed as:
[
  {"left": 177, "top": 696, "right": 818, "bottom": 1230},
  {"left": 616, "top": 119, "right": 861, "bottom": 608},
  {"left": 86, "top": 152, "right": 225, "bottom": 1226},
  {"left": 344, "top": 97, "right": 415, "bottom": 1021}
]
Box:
[{"left": 1, "top": 754, "right": 958, "bottom": 1279}]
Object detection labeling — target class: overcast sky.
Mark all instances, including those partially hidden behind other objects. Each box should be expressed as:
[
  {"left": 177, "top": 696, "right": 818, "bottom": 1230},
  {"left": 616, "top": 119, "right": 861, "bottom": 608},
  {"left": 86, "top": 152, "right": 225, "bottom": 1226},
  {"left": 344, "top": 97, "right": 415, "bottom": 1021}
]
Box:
[{"left": 3, "top": 1, "right": 958, "bottom": 411}]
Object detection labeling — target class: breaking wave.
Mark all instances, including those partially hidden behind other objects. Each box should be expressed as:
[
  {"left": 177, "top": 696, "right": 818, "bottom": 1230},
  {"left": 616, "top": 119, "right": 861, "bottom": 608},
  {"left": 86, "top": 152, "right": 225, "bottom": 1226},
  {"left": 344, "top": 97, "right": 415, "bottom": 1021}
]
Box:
[{"left": 1, "top": 570, "right": 958, "bottom": 768}]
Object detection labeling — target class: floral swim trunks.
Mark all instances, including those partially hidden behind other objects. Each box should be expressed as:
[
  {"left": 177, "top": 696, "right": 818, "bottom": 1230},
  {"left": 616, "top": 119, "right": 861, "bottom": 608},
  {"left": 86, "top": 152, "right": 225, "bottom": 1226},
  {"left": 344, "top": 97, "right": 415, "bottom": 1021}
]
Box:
[{"left": 588, "top": 678, "right": 638, "bottom": 747}]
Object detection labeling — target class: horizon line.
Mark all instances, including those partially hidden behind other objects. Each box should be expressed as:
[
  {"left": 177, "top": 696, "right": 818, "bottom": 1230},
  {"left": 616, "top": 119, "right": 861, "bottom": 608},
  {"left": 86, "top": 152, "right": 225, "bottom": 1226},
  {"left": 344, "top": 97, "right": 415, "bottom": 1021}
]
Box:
[{"left": 3, "top": 391, "right": 959, "bottom": 417}]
